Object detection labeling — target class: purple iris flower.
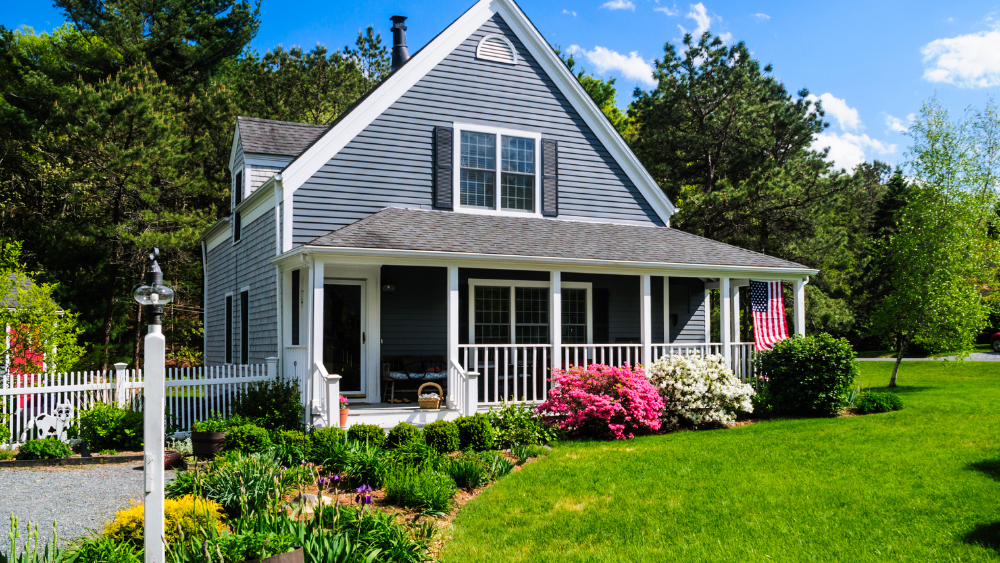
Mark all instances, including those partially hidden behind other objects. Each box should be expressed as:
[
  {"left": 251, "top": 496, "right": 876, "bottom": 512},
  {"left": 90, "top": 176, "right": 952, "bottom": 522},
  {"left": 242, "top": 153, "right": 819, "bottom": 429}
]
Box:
[
  {"left": 317, "top": 476, "right": 328, "bottom": 488},
  {"left": 355, "top": 484, "right": 371, "bottom": 494}
]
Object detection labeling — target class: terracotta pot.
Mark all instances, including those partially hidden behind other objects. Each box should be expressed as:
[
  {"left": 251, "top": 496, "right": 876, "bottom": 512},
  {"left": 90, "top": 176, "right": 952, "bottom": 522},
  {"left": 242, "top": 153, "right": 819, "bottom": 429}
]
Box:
[
  {"left": 191, "top": 431, "right": 226, "bottom": 459},
  {"left": 164, "top": 450, "right": 183, "bottom": 470},
  {"left": 247, "top": 548, "right": 304, "bottom": 563},
  {"left": 339, "top": 408, "right": 349, "bottom": 428}
]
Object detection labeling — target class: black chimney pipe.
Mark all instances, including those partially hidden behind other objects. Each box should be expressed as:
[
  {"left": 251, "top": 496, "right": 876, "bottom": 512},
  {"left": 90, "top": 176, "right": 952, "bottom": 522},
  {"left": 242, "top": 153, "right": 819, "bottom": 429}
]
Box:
[{"left": 390, "top": 16, "right": 409, "bottom": 70}]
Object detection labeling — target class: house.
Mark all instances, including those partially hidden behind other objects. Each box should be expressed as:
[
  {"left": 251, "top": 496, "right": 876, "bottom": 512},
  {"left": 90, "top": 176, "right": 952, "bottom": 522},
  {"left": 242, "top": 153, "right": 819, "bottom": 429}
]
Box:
[{"left": 199, "top": 0, "right": 818, "bottom": 429}]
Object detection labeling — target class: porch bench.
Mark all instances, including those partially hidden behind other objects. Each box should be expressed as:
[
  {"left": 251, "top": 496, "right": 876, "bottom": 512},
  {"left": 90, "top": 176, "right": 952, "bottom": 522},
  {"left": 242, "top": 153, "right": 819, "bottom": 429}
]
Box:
[{"left": 381, "top": 355, "right": 448, "bottom": 404}]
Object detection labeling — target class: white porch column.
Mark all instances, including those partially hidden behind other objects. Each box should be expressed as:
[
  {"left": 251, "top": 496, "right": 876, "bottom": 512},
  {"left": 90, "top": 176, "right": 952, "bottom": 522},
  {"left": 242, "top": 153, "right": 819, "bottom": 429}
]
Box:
[
  {"left": 794, "top": 277, "right": 806, "bottom": 336},
  {"left": 662, "top": 277, "right": 670, "bottom": 345},
  {"left": 731, "top": 285, "right": 741, "bottom": 343},
  {"left": 703, "top": 289, "right": 711, "bottom": 343},
  {"left": 550, "top": 270, "right": 562, "bottom": 370},
  {"left": 640, "top": 274, "right": 652, "bottom": 366},
  {"left": 721, "top": 277, "right": 731, "bottom": 364},
  {"left": 310, "top": 258, "right": 325, "bottom": 419},
  {"left": 447, "top": 266, "right": 460, "bottom": 410}
]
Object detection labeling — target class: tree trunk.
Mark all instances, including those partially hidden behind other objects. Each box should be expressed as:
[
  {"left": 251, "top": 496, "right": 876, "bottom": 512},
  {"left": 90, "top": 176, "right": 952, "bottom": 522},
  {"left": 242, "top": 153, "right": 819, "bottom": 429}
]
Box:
[
  {"left": 889, "top": 337, "right": 906, "bottom": 387},
  {"left": 131, "top": 304, "right": 142, "bottom": 370},
  {"left": 99, "top": 260, "right": 120, "bottom": 372}
]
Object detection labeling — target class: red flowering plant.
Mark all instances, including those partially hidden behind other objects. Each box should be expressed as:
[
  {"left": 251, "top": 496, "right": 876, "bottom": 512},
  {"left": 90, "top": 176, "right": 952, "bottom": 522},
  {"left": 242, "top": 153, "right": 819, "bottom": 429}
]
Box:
[{"left": 538, "top": 363, "right": 664, "bottom": 439}]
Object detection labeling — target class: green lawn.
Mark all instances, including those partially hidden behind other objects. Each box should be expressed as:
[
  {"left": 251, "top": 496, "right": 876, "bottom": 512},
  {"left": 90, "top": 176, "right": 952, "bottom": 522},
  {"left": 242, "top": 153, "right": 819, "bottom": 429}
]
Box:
[
  {"left": 442, "top": 362, "right": 1000, "bottom": 562},
  {"left": 855, "top": 343, "right": 991, "bottom": 358}
]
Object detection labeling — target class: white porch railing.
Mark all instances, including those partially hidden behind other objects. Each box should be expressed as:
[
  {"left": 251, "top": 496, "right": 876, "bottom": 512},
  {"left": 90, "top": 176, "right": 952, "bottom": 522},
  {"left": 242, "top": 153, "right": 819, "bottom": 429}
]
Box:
[
  {"left": 650, "top": 342, "right": 757, "bottom": 383},
  {"left": 1, "top": 360, "right": 277, "bottom": 447},
  {"left": 457, "top": 344, "right": 551, "bottom": 406},
  {"left": 560, "top": 344, "right": 643, "bottom": 369}
]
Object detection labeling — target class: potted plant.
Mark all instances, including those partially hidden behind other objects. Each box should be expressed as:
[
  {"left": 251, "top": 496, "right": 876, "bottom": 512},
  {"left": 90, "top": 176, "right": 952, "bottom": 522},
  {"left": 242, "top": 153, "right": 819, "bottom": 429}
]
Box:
[
  {"left": 191, "top": 415, "right": 228, "bottom": 459},
  {"left": 339, "top": 395, "right": 349, "bottom": 428}
]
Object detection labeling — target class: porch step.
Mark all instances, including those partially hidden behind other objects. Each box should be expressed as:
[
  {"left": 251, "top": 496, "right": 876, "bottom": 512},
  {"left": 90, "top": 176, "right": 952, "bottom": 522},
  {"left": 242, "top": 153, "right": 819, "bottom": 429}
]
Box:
[{"left": 337, "top": 405, "right": 461, "bottom": 429}]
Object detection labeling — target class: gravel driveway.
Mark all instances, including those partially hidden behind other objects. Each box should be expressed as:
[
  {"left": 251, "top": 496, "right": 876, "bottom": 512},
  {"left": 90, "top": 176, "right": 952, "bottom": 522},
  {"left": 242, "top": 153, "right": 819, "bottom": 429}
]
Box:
[{"left": 0, "top": 463, "right": 176, "bottom": 553}]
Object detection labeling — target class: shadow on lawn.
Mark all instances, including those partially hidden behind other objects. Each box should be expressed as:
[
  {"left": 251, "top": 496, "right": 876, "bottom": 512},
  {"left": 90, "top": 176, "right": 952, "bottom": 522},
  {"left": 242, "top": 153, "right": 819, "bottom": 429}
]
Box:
[
  {"left": 862, "top": 385, "right": 936, "bottom": 395},
  {"left": 968, "top": 459, "right": 1000, "bottom": 482},
  {"left": 964, "top": 522, "right": 1000, "bottom": 553}
]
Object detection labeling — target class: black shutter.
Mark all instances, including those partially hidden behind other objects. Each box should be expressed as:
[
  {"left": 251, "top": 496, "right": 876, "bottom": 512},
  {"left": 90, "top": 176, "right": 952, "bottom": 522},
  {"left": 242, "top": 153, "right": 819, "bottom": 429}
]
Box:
[
  {"left": 541, "top": 138, "right": 558, "bottom": 216},
  {"left": 225, "top": 295, "right": 233, "bottom": 364},
  {"left": 240, "top": 290, "right": 249, "bottom": 364},
  {"left": 434, "top": 126, "right": 454, "bottom": 209}
]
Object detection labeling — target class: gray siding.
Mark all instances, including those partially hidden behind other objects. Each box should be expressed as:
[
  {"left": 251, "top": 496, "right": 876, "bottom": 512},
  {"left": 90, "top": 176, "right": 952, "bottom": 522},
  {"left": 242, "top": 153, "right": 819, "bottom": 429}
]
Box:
[
  {"left": 292, "top": 14, "right": 662, "bottom": 246},
  {"left": 205, "top": 211, "right": 279, "bottom": 365},
  {"left": 380, "top": 266, "right": 447, "bottom": 356},
  {"left": 669, "top": 278, "right": 707, "bottom": 343}
]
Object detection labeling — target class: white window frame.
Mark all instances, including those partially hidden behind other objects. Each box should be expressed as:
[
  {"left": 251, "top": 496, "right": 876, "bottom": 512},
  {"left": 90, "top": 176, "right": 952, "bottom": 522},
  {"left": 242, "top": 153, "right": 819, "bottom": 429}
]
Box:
[
  {"left": 467, "top": 278, "right": 592, "bottom": 344},
  {"left": 452, "top": 123, "right": 542, "bottom": 217}
]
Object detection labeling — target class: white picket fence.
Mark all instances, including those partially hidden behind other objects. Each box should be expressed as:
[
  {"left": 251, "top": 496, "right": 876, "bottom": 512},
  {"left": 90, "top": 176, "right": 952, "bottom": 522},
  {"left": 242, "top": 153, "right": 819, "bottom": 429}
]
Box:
[{"left": 1, "top": 359, "right": 278, "bottom": 447}]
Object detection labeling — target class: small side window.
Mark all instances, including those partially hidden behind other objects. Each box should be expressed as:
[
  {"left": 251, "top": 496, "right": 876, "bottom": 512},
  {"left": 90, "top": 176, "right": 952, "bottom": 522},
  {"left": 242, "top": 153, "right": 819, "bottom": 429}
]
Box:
[
  {"left": 233, "top": 170, "right": 244, "bottom": 207},
  {"left": 233, "top": 212, "right": 242, "bottom": 243}
]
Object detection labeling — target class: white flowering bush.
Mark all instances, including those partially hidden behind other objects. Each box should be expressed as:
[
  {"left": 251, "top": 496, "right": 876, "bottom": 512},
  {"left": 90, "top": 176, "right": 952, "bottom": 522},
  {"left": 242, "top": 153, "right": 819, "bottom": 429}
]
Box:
[{"left": 646, "top": 353, "right": 755, "bottom": 428}]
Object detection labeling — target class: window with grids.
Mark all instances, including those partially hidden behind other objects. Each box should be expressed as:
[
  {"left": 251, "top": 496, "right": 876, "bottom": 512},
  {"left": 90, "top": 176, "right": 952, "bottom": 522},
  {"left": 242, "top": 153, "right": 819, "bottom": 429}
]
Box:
[
  {"left": 459, "top": 130, "right": 535, "bottom": 211},
  {"left": 515, "top": 288, "right": 549, "bottom": 344},
  {"left": 474, "top": 286, "right": 509, "bottom": 343},
  {"left": 562, "top": 288, "right": 587, "bottom": 343}
]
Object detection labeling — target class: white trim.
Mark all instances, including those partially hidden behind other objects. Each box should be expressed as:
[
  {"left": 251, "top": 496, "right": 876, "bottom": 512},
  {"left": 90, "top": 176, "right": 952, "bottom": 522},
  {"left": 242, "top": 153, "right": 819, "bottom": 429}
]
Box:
[
  {"left": 245, "top": 155, "right": 294, "bottom": 168},
  {"left": 476, "top": 34, "right": 517, "bottom": 65},
  {"left": 453, "top": 123, "right": 542, "bottom": 217},
  {"left": 275, "top": 0, "right": 675, "bottom": 253},
  {"left": 228, "top": 126, "right": 241, "bottom": 172},
  {"left": 467, "top": 278, "right": 591, "bottom": 345},
  {"left": 205, "top": 222, "right": 232, "bottom": 253},
  {"left": 641, "top": 274, "right": 652, "bottom": 365},
  {"left": 239, "top": 186, "right": 275, "bottom": 226},
  {"left": 663, "top": 276, "right": 670, "bottom": 345}
]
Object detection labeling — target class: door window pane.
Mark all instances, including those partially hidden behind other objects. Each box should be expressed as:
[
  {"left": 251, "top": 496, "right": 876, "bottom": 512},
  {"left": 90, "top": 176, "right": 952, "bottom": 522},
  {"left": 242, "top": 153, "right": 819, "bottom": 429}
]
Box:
[
  {"left": 323, "top": 284, "right": 363, "bottom": 393},
  {"left": 475, "top": 286, "right": 510, "bottom": 344},
  {"left": 515, "top": 287, "right": 548, "bottom": 344}
]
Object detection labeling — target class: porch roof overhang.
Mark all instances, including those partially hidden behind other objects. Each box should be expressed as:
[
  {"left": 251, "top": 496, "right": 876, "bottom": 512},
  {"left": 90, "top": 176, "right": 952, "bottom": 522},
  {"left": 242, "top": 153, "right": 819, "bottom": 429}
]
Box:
[{"left": 273, "top": 207, "right": 818, "bottom": 279}]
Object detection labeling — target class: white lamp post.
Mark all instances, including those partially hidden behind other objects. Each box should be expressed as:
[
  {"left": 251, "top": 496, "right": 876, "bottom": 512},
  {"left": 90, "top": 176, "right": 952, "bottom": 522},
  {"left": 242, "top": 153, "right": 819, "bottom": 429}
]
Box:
[{"left": 132, "top": 248, "right": 173, "bottom": 563}]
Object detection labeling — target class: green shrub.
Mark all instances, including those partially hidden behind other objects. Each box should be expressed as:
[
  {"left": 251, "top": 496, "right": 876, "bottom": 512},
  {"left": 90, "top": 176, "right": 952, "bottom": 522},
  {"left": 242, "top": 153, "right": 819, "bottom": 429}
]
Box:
[
  {"left": 422, "top": 420, "right": 459, "bottom": 454},
  {"left": 383, "top": 466, "right": 456, "bottom": 511},
  {"left": 446, "top": 454, "right": 491, "bottom": 491},
  {"left": 454, "top": 414, "right": 495, "bottom": 451},
  {"left": 224, "top": 424, "right": 272, "bottom": 453},
  {"left": 346, "top": 443, "right": 390, "bottom": 488},
  {"left": 15, "top": 437, "right": 72, "bottom": 460},
  {"left": 311, "top": 426, "right": 346, "bottom": 448},
  {"left": 385, "top": 422, "right": 421, "bottom": 449},
  {"left": 477, "top": 450, "right": 514, "bottom": 479},
  {"left": 486, "top": 402, "right": 559, "bottom": 447},
  {"left": 855, "top": 391, "right": 904, "bottom": 414},
  {"left": 66, "top": 534, "right": 143, "bottom": 563},
  {"left": 270, "top": 430, "right": 310, "bottom": 466},
  {"left": 230, "top": 376, "right": 303, "bottom": 431},
  {"left": 347, "top": 424, "right": 386, "bottom": 448},
  {"left": 0, "top": 448, "right": 15, "bottom": 461},
  {"left": 79, "top": 402, "right": 143, "bottom": 451},
  {"left": 166, "top": 451, "right": 304, "bottom": 516},
  {"left": 753, "top": 333, "right": 859, "bottom": 415},
  {"left": 387, "top": 441, "right": 444, "bottom": 472}
]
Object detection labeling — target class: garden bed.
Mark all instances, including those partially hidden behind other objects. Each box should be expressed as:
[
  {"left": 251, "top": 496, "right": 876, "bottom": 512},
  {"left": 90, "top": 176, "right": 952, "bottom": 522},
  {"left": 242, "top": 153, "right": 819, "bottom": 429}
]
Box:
[{"left": 0, "top": 451, "right": 144, "bottom": 469}]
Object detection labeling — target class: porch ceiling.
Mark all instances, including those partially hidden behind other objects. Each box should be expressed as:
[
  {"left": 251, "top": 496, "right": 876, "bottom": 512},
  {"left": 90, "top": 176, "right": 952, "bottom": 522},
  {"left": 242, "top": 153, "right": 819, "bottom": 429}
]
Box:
[{"left": 303, "top": 207, "right": 813, "bottom": 273}]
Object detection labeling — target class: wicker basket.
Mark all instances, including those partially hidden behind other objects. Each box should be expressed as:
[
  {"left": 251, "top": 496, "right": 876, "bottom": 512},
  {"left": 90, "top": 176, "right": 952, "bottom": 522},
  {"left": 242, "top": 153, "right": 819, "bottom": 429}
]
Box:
[{"left": 417, "top": 382, "right": 444, "bottom": 409}]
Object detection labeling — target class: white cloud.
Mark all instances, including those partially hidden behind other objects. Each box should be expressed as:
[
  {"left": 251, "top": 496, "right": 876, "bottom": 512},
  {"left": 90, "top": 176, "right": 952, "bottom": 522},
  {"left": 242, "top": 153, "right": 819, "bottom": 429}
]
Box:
[
  {"left": 752, "top": 13, "right": 770, "bottom": 21},
  {"left": 921, "top": 27, "right": 1000, "bottom": 87},
  {"left": 567, "top": 44, "right": 656, "bottom": 87},
  {"left": 812, "top": 132, "right": 897, "bottom": 171},
  {"left": 562, "top": 9, "right": 577, "bottom": 16},
  {"left": 601, "top": 0, "right": 635, "bottom": 10},
  {"left": 884, "top": 113, "right": 916, "bottom": 134},
  {"left": 654, "top": 5, "right": 679, "bottom": 16},
  {"left": 680, "top": 3, "right": 712, "bottom": 37},
  {"left": 806, "top": 93, "right": 862, "bottom": 131}
]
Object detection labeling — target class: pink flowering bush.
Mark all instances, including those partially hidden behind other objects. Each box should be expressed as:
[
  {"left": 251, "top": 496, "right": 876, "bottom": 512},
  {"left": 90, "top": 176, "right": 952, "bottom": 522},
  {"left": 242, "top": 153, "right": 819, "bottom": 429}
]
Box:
[{"left": 537, "top": 364, "right": 663, "bottom": 440}]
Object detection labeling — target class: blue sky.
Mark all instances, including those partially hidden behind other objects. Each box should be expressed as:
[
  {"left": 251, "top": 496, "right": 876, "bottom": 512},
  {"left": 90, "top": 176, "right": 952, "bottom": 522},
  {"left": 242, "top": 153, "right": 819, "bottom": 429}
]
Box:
[{"left": 7, "top": 0, "right": 1000, "bottom": 171}]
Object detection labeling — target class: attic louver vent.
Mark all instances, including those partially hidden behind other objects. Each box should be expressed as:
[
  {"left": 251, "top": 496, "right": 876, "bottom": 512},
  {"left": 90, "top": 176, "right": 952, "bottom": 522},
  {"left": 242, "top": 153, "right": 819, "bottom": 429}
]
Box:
[{"left": 476, "top": 35, "right": 517, "bottom": 65}]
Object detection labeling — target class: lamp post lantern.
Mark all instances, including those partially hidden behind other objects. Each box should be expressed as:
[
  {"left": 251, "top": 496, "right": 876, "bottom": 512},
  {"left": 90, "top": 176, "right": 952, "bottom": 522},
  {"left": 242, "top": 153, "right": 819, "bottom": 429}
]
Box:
[{"left": 133, "top": 248, "right": 173, "bottom": 563}]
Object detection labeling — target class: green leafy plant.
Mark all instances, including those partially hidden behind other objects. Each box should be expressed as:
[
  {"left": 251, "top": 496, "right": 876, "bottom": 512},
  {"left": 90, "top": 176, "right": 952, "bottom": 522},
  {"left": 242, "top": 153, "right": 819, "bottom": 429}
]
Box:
[
  {"left": 0, "top": 448, "right": 16, "bottom": 461},
  {"left": 224, "top": 424, "right": 272, "bottom": 453},
  {"left": 486, "top": 401, "right": 560, "bottom": 447},
  {"left": 477, "top": 450, "right": 514, "bottom": 480},
  {"left": 422, "top": 420, "right": 459, "bottom": 454},
  {"left": 454, "top": 414, "right": 496, "bottom": 451},
  {"left": 386, "top": 422, "right": 421, "bottom": 449},
  {"left": 383, "top": 466, "right": 456, "bottom": 512},
  {"left": 230, "top": 376, "right": 303, "bottom": 431},
  {"left": 1, "top": 515, "right": 62, "bottom": 563},
  {"left": 854, "top": 391, "right": 904, "bottom": 414},
  {"left": 387, "top": 441, "right": 444, "bottom": 472},
  {"left": 446, "top": 454, "right": 491, "bottom": 491},
  {"left": 15, "top": 437, "right": 72, "bottom": 460},
  {"left": 309, "top": 426, "right": 346, "bottom": 464},
  {"left": 347, "top": 423, "right": 386, "bottom": 448},
  {"left": 0, "top": 413, "right": 9, "bottom": 445},
  {"left": 346, "top": 442, "right": 390, "bottom": 488},
  {"left": 191, "top": 413, "right": 228, "bottom": 433},
  {"left": 78, "top": 402, "right": 143, "bottom": 451},
  {"left": 510, "top": 443, "right": 547, "bottom": 464},
  {"left": 166, "top": 451, "right": 301, "bottom": 516},
  {"left": 65, "top": 534, "right": 143, "bottom": 563},
  {"left": 753, "top": 333, "right": 859, "bottom": 415}
]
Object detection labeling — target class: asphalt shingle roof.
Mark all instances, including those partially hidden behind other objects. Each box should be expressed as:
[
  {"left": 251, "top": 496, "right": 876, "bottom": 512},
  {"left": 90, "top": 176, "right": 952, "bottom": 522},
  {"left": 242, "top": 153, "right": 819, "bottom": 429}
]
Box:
[
  {"left": 307, "top": 207, "right": 811, "bottom": 271},
  {"left": 237, "top": 117, "right": 330, "bottom": 157}
]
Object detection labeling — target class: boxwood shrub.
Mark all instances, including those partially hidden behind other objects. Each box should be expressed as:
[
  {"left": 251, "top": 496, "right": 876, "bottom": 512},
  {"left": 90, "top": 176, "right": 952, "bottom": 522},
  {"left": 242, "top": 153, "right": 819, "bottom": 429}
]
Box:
[
  {"left": 347, "top": 423, "right": 386, "bottom": 448},
  {"left": 455, "top": 414, "right": 495, "bottom": 451},
  {"left": 753, "top": 333, "right": 858, "bottom": 415},
  {"left": 79, "top": 402, "right": 143, "bottom": 451},
  {"left": 386, "top": 422, "right": 421, "bottom": 449},
  {"left": 855, "top": 391, "right": 903, "bottom": 414},
  {"left": 224, "top": 424, "right": 272, "bottom": 453},
  {"left": 423, "top": 420, "right": 460, "bottom": 453}
]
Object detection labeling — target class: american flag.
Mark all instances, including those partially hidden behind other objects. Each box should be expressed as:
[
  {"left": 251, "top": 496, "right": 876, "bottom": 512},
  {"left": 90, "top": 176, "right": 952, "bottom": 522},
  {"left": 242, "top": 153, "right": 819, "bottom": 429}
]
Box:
[{"left": 750, "top": 280, "right": 789, "bottom": 351}]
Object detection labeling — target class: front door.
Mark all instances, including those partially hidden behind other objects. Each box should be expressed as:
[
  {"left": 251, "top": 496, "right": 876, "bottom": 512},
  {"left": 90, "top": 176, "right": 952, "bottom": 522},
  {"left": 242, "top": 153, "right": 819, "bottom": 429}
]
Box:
[{"left": 323, "top": 280, "right": 366, "bottom": 395}]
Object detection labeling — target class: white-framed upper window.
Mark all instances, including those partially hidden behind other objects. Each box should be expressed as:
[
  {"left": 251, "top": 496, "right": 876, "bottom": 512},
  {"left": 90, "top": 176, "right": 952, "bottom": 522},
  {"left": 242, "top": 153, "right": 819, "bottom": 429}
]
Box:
[
  {"left": 468, "top": 279, "right": 592, "bottom": 345},
  {"left": 454, "top": 124, "right": 542, "bottom": 217}
]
